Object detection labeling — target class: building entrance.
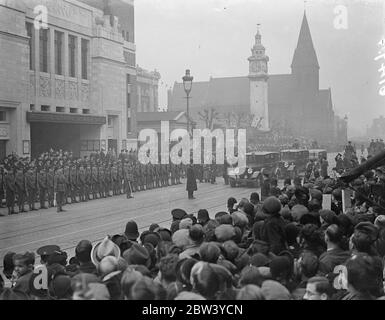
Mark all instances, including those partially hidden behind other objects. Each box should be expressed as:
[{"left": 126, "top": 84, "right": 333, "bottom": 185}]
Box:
[{"left": 31, "top": 123, "right": 82, "bottom": 158}]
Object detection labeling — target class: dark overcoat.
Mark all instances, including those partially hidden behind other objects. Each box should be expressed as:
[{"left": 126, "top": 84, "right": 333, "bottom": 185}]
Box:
[{"left": 186, "top": 165, "right": 197, "bottom": 192}]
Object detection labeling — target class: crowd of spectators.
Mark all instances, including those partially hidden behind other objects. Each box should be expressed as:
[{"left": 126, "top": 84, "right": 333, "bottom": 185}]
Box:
[{"left": 1, "top": 160, "right": 385, "bottom": 300}]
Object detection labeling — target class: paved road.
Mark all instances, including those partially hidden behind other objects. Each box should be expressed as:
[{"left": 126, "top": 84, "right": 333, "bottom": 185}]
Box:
[
  {"left": 0, "top": 151, "right": 343, "bottom": 266},
  {"left": 0, "top": 179, "right": 255, "bottom": 266}
]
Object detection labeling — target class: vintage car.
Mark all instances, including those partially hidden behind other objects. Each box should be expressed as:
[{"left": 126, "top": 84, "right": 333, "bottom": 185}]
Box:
[
  {"left": 279, "top": 149, "right": 310, "bottom": 179},
  {"left": 309, "top": 149, "right": 327, "bottom": 161},
  {"left": 228, "top": 152, "right": 280, "bottom": 188}
]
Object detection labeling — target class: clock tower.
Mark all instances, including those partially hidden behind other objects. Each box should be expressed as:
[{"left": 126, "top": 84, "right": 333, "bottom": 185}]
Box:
[{"left": 248, "top": 27, "right": 269, "bottom": 131}]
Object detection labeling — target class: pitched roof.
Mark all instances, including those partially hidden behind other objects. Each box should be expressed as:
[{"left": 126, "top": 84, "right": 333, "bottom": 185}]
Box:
[
  {"left": 291, "top": 12, "right": 319, "bottom": 69},
  {"left": 268, "top": 74, "right": 294, "bottom": 105},
  {"left": 206, "top": 77, "right": 250, "bottom": 108},
  {"left": 136, "top": 111, "right": 185, "bottom": 122},
  {"left": 170, "top": 81, "right": 209, "bottom": 110}
]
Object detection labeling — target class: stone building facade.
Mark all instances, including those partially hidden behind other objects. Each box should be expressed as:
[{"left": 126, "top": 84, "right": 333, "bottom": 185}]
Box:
[{"left": 0, "top": 0, "right": 159, "bottom": 158}]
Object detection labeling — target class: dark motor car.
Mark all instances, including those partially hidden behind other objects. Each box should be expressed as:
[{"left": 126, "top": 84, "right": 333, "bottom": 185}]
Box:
[
  {"left": 228, "top": 152, "right": 280, "bottom": 188},
  {"left": 279, "top": 149, "right": 310, "bottom": 179}
]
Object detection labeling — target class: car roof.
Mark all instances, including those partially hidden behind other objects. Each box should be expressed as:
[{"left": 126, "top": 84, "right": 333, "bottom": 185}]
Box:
[
  {"left": 248, "top": 152, "right": 279, "bottom": 156},
  {"left": 308, "top": 149, "right": 327, "bottom": 152},
  {"left": 280, "top": 149, "right": 308, "bottom": 153}
]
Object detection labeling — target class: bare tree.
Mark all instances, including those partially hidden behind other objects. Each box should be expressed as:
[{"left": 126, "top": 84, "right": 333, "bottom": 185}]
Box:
[{"left": 198, "top": 108, "right": 220, "bottom": 130}]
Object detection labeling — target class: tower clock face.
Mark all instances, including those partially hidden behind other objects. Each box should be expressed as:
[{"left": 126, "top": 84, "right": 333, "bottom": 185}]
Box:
[{"left": 250, "top": 61, "right": 257, "bottom": 73}]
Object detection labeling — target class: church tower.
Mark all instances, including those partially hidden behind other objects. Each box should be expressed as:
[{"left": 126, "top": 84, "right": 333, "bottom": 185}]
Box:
[
  {"left": 248, "top": 27, "right": 269, "bottom": 131},
  {"left": 291, "top": 11, "right": 320, "bottom": 96}
]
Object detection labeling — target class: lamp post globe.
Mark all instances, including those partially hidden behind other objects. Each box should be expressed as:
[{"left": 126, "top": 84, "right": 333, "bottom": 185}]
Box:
[{"left": 182, "top": 69, "right": 193, "bottom": 136}]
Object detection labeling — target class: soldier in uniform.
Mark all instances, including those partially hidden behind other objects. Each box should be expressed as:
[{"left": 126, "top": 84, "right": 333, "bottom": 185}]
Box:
[
  {"left": 209, "top": 161, "right": 217, "bottom": 184},
  {"left": 155, "top": 163, "right": 160, "bottom": 188},
  {"left": 47, "top": 165, "right": 55, "bottom": 207},
  {"left": 170, "top": 163, "right": 176, "bottom": 186},
  {"left": 0, "top": 166, "right": 4, "bottom": 208},
  {"left": 15, "top": 164, "right": 26, "bottom": 213},
  {"left": 105, "top": 163, "right": 112, "bottom": 197},
  {"left": 140, "top": 163, "right": 145, "bottom": 191},
  {"left": 116, "top": 161, "right": 122, "bottom": 195},
  {"left": 63, "top": 164, "right": 71, "bottom": 204},
  {"left": 110, "top": 163, "right": 116, "bottom": 196},
  {"left": 70, "top": 164, "right": 79, "bottom": 203},
  {"left": 37, "top": 166, "right": 48, "bottom": 209},
  {"left": 124, "top": 161, "right": 134, "bottom": 199},
  {"left": 78, "top": 164, "right": 86, "bottom": 202},
  {"left": 99, "top": 164, "right": 106, "bottom": 198},
  {"left": 25, "top": 165, "right": 38, "bottom": 211},
  {"left": 5, "top": 168, "right": 16, "bottom": 215},
  {"left": 91, "top": 162, "right": 99, "bottom": 199},
  {"left": 165, "top": 164, "right": 170, "bottom": 186},
  {"left": 203, "top": 164, "right": 210, "bottom": 183},
  {"left": 54, "top": 167, "right": 66, "bottom": 213},
  {"left": 148, "top": 162, "right": 154, "bottom": 189},
  {"left": 144, "top": 163, "right": 150, "bottom": 190},
  {"left": 85, "top": 163, "right": 92, "bottom": 201}
]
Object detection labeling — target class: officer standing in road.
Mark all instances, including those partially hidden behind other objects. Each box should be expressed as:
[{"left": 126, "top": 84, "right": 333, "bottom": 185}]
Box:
[{"left": 186, "top": 160, "right": 197, "bottom": 200}]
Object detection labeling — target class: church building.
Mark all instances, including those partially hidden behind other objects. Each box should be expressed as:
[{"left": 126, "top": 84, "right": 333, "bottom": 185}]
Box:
[{"left": 168, "top": 12, "right": 347, "bottom": 146}]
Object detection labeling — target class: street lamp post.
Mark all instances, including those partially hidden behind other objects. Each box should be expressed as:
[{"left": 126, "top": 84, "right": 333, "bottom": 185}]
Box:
[{"left": 182, "top": 69, "right": 193, "bottom": 136}]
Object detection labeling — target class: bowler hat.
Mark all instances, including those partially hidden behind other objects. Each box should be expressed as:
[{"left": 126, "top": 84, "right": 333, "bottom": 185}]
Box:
[{"left": 124, "top": 220, "right": 139, "bottom": 240}]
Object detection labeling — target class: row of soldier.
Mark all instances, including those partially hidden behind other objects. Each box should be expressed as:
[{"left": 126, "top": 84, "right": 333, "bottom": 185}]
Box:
[{"left": 1, "top": 161, "right": 185, "bottom": 215}]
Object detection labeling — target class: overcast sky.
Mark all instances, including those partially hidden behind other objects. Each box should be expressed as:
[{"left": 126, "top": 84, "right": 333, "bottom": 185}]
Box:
[{"left": 135, "top": 0, "right": 385, "bottom": 137}]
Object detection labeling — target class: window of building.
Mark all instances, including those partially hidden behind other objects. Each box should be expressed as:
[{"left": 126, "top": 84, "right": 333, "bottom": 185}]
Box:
[
  {"left": 56, "top": 106, "right": 65, "bottom": 112},
  {"left": 55, "top": 31, "right": 63, "bottom": 75},
  {"left": 39, "top": 28, "right": 49, "bottom": 73},
  {"left": 81, "top": 39, "right": 89, "bottom": 80},
  {"left": 80, "top": 140, "right": 100, "bottom": 151},
  {"left": 108, "top": 116, "right": 113, "bottom": 127},
  {"left": 127, "top": 93, "right": 131, "bottom": 109},
  {"left": 30, "top": 104, "right": 35, "bottom": 111},
  {"left": 82, "top": 109, "right": 90, "bottom": 114},
  {"left": 127, "top": 117, "right": 131, "bottom": 134},
  {"left": 68, "top": 35, "right": 76, "bottom": 78},
  {"left": 0, "top": 111, "right": 6, "bottom": 122},
  {"left": 41, "top": 105, "right": 50, "bottom": 112},
  {"left": 70, "top": 108, "right": 78, "bottom": 114},
  {"left": 124, "top": 51, "right": 136, "bottom": 67},
  {"left": 26, "top": 22, "right": 34, "bottom": 70}
]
